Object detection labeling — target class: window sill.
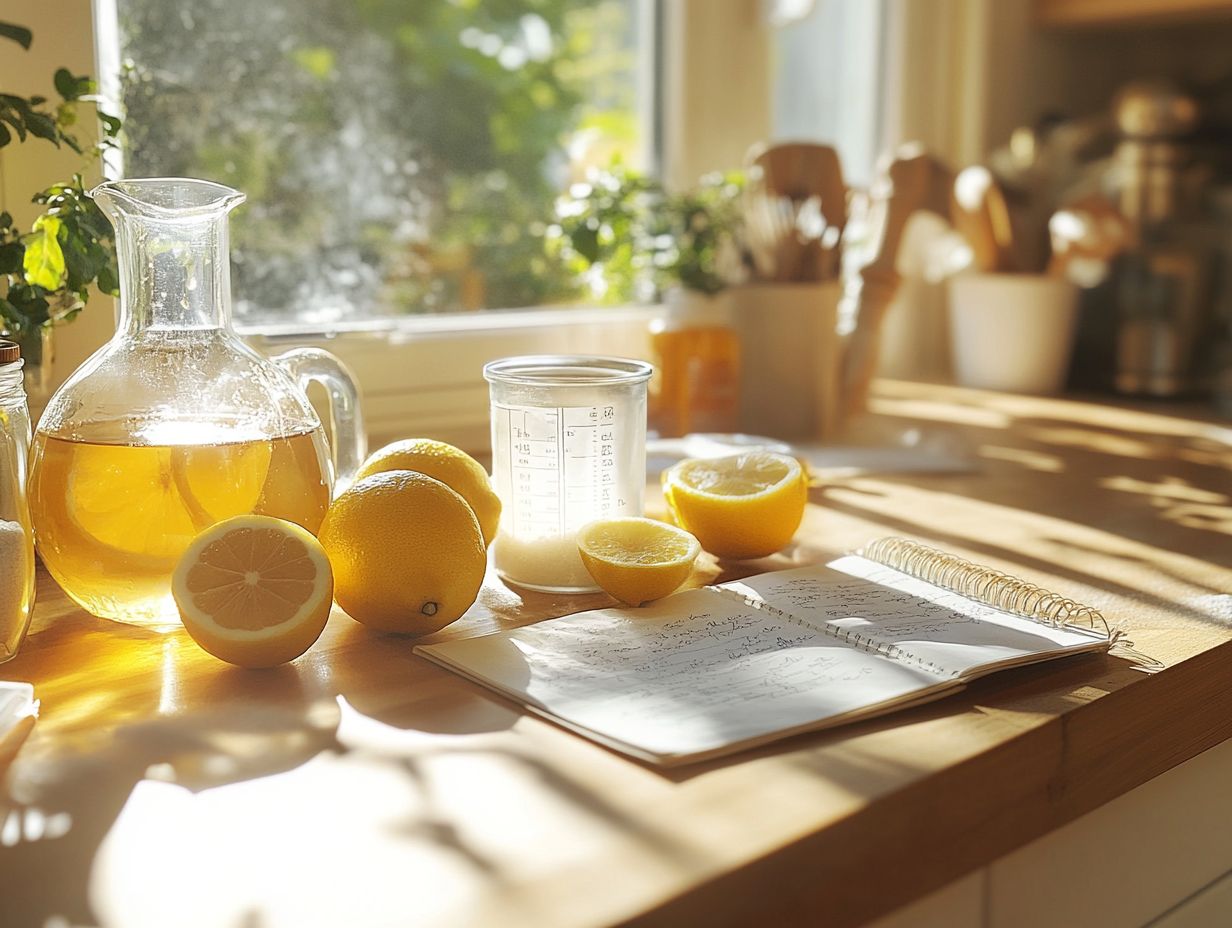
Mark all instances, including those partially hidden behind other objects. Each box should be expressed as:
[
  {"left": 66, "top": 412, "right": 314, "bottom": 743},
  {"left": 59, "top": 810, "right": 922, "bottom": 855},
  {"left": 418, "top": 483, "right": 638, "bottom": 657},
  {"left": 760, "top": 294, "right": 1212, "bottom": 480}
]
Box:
[
  {"left": 242, "top": 304, "right": 659, "bottom": 453},
  {"left": 238, "top": 304, "right": 659, "bottom": 341}
]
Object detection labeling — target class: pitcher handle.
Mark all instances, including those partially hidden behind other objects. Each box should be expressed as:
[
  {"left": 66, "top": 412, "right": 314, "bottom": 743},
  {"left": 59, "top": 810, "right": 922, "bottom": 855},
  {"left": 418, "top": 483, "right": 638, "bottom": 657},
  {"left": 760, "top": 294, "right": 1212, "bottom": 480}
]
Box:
[{"left": 271, "top": 347, "right": 367, "bottom": 496}]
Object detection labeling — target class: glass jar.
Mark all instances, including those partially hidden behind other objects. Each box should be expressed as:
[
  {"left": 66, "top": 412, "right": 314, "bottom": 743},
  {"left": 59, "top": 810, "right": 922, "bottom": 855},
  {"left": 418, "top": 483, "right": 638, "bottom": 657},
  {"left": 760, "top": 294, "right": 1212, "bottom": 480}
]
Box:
[
  {"left": 0, "top": 340, "right": 35, "bottom": 661},
  {"left": 649, "top": 289, "right": 741, "bottom": 437},
  {"left": 484, "top": 355, "right": 652, "bottom": 593}
]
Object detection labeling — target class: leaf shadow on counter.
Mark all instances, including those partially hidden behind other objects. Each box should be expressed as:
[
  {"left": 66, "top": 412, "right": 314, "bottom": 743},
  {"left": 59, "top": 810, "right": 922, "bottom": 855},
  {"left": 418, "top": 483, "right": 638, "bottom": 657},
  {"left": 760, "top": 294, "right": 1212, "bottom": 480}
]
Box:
[{"left": 0, "top": 628, "right": 345, "bottom": 928}]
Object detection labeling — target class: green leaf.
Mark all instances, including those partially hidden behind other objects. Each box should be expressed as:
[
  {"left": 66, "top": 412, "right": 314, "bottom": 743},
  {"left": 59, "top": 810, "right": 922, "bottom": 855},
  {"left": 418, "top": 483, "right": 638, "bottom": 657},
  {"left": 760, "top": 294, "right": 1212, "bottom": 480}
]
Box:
[
  {"left": 5, "top": 285, "right": 49, "bottom": 329},
  {"left": 0, "top": 110, "right": 26, "bottom": 143},
  {"left": 0, "top": 241, "right": 22, "bottom": 274},
  {"left": 569, "top": 223, "right": 601, "bottom": 264},
  {"left": 96, "top": 261, "right": 119, "bottom": 296},
  {"left": 0, "top": 212, "right": 10, "bottom": 231},
  {"left": 24, "top": 111, "right": 58, "bottom": 143},
  {"left": 77, "top": 207, "right": 113, "bottom": 241},
  {"left": 54, "top": 68, "right": 94, "bottom": 101},
  {"left": 60, "top": 224, "right": 105, "bottom": 292},
  {"left": 22, "top": 215, "right": 65, "bottom": 290},
  {"left": 0, "top": 121, "right": 9, "bottom": 148},
  {"left": 99, "top": 111, "right": 122, "bottom": 137},
  {"left": 0, "top": 23, "right": 32, "bottom": 50},
  {"left": 0, "top": 298, "right": 30, "bottom": 339}
]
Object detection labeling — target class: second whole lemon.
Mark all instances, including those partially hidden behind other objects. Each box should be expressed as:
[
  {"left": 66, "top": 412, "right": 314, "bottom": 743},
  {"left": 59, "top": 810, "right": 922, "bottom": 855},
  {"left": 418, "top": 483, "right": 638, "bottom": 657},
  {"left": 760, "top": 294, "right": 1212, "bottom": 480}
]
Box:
[
  {"left": 354, "top": 438, "right": 501, "bottom": 546},
  {"left": 662, "top": 451, "right": 808, "bottom": 560},
  {"left": 318, "top": 470, "right": 486, "bottom": 634}
]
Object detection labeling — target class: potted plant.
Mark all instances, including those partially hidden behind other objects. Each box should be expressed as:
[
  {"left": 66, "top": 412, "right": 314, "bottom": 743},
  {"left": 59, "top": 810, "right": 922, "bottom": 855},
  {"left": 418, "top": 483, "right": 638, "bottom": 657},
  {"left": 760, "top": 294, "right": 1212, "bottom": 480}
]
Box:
[
  {"left": 549, "top": 161, "right": 745, "bottom": 304},
  {"left": 0, "top": 21, "right": 121, "bottom": 394},
  {"left": 550, "top": 164, "right": 746, "bottom": 436}
]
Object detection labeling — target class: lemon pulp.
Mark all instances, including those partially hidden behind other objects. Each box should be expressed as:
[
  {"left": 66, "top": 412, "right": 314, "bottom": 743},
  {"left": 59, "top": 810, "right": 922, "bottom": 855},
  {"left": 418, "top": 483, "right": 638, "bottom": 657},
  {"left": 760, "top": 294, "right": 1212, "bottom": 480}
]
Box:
[
  {"left": 577, "top": 517, "right": 701, "bottom": 606},
  {"left": 172, "top": 514, "right": 334, "bottom": 668},
  {"left": 662, "top": 451, "right": 808, "bottom": 560}
]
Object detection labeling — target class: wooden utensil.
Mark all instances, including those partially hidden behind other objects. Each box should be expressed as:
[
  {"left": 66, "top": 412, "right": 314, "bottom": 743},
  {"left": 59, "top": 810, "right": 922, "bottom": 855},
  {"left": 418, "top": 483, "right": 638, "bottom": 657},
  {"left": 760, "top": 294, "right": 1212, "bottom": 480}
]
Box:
[
  {"left": 744, "top": 142, "right": 847, "bottom": 282},
  {"left": 951, "top": 165, "right": 1017, "bottom": 272},
  {"left": 1047, "top": 195, "right": 1132, "bottom": 287},
  {"left": 843, "top": 144, "right": 953, "bottom": 418},
  {"left": 743, "top": 187, "right": 803, "bottom": 282}
]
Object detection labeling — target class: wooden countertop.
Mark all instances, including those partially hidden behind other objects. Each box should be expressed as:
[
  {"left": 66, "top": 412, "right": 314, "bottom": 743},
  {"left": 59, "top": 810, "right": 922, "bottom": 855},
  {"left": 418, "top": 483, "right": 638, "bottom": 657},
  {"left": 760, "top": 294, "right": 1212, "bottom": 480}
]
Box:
[{"left": 2, "top": 381, "right": 1230, "bottom": 928}]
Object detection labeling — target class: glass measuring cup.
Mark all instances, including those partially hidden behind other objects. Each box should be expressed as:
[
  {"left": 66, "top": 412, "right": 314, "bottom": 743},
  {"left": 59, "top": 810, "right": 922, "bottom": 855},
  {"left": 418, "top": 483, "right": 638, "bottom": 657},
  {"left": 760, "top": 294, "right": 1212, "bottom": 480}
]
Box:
[{"left": 484, "top": 356, "right": 652, "bottom": 593}]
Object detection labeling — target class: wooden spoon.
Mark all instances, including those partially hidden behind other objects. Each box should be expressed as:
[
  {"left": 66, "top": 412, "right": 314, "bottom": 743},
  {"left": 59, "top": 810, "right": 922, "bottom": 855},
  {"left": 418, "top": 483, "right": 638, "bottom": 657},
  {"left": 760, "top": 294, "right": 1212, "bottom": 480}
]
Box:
[
  {"left": 843, "top": 144, "right": 952, "bottom": 418},
  {"left": 1047, "top": 195, "right": 1132, "bottom": 287},
  {"left": 745, "top": 142, "right": 847, "bottom": 282},
  {"left": 951, "top": 165, "right": 1017, "bottom": 272}
]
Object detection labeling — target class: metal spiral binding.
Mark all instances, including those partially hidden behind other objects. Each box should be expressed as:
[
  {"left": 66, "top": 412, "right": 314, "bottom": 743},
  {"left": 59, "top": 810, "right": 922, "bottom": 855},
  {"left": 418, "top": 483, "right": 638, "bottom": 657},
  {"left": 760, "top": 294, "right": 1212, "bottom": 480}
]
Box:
[
  {"left": 825, "top": 621, "right": 952, "bottom": 675},
  {"left": 743, "top": 593, "right": 956, "bottom": 676},
  {"left": 859, "top": 537, "right": 1112, "bottom": 639}
]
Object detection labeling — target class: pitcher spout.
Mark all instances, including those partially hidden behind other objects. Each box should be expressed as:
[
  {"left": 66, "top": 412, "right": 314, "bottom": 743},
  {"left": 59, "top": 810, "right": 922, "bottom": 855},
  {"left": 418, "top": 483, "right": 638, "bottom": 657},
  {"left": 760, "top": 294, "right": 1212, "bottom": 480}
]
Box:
[
  {"left": 89, "top": 178, "right": 245, "bottom": 223},
  {"left": 89, "top": 177, "right": 244, "bottom": 333}
]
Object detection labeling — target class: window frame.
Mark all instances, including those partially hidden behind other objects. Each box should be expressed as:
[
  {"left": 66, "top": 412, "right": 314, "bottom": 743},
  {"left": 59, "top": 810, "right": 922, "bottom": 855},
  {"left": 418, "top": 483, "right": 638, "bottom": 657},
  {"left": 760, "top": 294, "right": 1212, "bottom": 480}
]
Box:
[
  {"left": 88, "top": 0, "right": 677, "bottom": 450},
  {"left": 9, "top": 0, "right": 950, "bottom": 449}
]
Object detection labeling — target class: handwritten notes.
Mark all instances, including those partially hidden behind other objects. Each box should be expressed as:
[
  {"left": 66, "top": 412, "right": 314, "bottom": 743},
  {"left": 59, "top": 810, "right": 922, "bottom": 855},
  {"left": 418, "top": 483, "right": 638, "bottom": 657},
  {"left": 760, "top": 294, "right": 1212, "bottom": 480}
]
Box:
[
  {"left": 419, "top": 589, "right": 944, "bottom": 761},
  {"left": 417, "top": 557, "right": 1108, "bottom": 765},
  {"left": 723, "top": 558, "right": 1104, "bottom": 677}
]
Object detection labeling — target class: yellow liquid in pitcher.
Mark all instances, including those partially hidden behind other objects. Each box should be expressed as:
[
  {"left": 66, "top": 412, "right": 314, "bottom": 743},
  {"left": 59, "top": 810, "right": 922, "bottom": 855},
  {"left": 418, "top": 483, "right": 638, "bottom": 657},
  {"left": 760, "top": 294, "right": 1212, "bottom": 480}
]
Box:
[{"left": 29, "top": 429, "right": 331, "bottom": 628}]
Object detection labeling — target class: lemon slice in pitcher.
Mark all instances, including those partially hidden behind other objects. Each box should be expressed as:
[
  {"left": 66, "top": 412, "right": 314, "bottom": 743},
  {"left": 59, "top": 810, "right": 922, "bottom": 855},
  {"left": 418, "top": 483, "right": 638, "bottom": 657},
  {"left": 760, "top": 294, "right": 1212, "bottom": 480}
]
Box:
[
  {"left": 66, "top": 439, "right": 271, "bottom": 559},
  {"left": 172, "top": 440, "right": 272, "bottom": 525},
  {"left": 577, "top": 517, "right": 701, "bottom": 606}
]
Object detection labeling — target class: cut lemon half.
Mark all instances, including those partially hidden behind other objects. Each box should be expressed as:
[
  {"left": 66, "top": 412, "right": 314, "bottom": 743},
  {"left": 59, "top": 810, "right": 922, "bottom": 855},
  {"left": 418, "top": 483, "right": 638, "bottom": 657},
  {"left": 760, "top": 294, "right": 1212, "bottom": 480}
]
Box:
[
  {"left": 577, "top": 517, "right": 701, "bottom": 606},
  {"left": 171, "top": 515, "right": 334, "bottom": 668},
  {"left": 662, "top": 451, "right": 808, "bottom": 560}
]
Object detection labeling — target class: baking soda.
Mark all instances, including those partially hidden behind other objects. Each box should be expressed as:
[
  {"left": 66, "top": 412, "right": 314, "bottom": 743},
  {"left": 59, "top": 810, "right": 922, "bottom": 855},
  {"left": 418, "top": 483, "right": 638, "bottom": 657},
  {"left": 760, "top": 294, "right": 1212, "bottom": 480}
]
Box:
[{"left": 0, "top": 520, "right": 31, "bottom": 657}]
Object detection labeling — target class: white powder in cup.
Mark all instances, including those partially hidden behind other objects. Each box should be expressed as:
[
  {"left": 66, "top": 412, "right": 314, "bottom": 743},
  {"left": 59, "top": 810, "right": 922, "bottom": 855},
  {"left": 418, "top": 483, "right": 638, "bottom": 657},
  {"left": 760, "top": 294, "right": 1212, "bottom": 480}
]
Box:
[{"left": 0, "top": 520, "right": 30, "bottom": 639}]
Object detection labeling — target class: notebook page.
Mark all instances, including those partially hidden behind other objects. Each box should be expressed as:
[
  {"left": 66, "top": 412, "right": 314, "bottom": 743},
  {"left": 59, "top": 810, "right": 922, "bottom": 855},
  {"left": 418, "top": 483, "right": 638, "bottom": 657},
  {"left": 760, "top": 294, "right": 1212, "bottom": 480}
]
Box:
[
  {"left": 416, "top": 588, "right": 946, "bottom": 762},
  {"left": 721, "top": 558, "right": 1106, "bottom": 679}
]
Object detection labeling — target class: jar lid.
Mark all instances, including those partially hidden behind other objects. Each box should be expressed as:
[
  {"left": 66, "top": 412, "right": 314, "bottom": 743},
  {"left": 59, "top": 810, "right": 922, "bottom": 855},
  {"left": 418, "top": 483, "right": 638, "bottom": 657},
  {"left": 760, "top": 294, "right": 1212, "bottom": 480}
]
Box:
[{"left": 0, "top": 340, "right": 19, "bottom": 364}]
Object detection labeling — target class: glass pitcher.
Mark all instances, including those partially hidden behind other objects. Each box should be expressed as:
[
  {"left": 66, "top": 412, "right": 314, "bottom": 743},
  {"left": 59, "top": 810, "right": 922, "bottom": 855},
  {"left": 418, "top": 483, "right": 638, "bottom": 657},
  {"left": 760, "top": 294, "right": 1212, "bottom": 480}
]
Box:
[{"left": 28, "top": 178, "right": 365, "bottom": 629}]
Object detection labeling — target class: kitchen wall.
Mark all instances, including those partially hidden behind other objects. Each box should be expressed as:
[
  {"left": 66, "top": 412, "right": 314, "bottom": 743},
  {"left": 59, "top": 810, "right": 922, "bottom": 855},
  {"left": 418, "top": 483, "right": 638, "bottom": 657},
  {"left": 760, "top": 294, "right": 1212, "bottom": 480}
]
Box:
[{"left": 977, "top": 0, "right": 1232, "bottom": 159}]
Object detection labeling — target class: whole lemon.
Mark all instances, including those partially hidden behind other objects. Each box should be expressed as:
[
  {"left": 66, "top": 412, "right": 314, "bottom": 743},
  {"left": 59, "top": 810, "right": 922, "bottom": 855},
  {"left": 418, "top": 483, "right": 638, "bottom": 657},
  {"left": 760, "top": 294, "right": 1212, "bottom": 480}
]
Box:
[
  {"left": 319, "top": 470, "right": 486, "bottom": 634},
  {"left": 355, "top": 438, "right": 501, "bottom": 546}
]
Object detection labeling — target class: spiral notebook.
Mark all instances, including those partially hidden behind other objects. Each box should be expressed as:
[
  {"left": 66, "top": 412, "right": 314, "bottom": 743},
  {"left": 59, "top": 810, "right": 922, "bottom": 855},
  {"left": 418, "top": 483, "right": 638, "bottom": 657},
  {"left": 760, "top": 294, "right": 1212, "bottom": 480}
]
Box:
[{"left": 416, "top": 539, "right": 1117, "bottom": 766}]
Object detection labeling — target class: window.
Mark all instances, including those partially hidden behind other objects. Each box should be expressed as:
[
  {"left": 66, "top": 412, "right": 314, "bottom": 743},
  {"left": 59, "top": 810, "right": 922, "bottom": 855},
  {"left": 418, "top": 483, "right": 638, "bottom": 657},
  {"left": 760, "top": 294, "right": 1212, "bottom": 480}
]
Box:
[
  {"left": 110, "top": 0, "right": 651, "bottom": 327},
  {"left": 770, "top": 0, "right": 886, "bottom": 189},
  {"left": 74, "top": 0, "right": 903, "bottom": 448}
]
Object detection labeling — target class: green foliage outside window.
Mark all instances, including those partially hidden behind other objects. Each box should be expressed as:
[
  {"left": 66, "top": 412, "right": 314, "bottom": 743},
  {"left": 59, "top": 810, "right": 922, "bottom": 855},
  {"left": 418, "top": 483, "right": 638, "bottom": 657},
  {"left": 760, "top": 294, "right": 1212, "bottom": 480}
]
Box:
[{"left": 118, "top": 0, "right": 642, "bottom": 322}]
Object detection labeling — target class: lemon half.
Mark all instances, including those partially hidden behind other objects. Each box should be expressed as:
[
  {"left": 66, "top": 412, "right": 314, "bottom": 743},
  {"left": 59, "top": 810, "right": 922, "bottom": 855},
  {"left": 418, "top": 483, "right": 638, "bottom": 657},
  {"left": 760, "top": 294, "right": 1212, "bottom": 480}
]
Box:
[
  {"left": 662, "top": 451, "right": 808, "bottom": 560},
  {"left": 577, "top": 517, "right": 701, "bottom": 606},
  {"left": 172, "top": 514, "right": 333, "bottom": 668}
]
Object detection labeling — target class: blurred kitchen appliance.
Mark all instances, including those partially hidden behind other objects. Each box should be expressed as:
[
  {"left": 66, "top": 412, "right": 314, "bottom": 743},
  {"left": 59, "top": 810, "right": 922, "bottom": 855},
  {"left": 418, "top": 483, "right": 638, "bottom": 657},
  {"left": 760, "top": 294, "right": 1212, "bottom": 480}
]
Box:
[{"left": 1110, "top": 80, "right": 1218, "bottom": 397}]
